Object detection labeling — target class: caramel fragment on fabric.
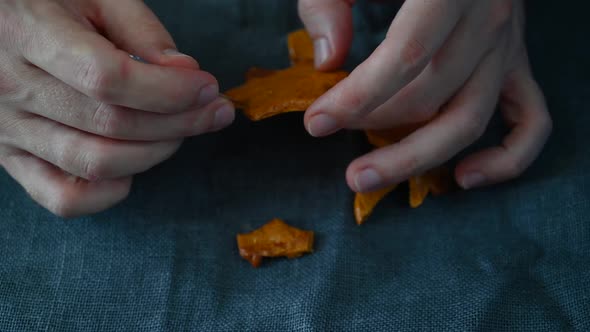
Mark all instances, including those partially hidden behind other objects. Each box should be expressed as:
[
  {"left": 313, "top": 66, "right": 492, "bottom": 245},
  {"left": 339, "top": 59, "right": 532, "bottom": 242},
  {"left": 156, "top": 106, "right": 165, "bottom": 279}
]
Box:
[
  {"left": 359, "top": 125, "right": 454, "bottom": 222},
  {"left": 236, "top": 219, "right": 314, "bottom": 268},
  {"left": 224, "top": 29, "right": 348, "bottom": 121},
  {"left": 287, "top": 29, "right": 315, "bottom": 65},
  {"left": 354, "top": 185, "right": 397, "bottom": 225}
]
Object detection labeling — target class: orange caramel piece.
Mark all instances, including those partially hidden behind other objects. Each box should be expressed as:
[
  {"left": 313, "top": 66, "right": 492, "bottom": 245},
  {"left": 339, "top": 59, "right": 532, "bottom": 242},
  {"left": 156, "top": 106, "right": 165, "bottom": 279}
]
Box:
[
  {"left": 354, "top": 185, "right": 397, "bottom": 225},
  {"left": 287, "top": 29, "right": 315, "bottom": 65},
  {"left": 224, "top": 29, "right": 347, "bottom": 121},
  {"left": 409, "top": 168, "right": 454, "bottom": 208},
  {"left": 225, "top": 65, "right": 347, "bottom": 121},
  {"left": 236, "top": 219, "right": 314, "bottom": 268}
]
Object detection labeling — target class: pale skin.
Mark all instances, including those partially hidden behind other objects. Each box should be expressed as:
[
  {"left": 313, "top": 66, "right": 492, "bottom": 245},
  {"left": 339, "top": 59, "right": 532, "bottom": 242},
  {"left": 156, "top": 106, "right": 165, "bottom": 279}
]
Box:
[
  {"left": 0, "top": 0, "right": 551, "bottom": 217},
  {"left": 0, "top": 0, "right": 235, "bottom": 217},
  {"left": 299, "top": 0, "right": 552, "bottom": 193}
]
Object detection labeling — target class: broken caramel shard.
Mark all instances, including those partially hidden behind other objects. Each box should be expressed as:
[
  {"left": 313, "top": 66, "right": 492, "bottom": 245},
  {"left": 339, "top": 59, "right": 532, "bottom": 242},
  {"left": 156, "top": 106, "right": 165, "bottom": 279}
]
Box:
[
  {"left": 409, "top": 167, "right": 454, "bottom": 208},
  {"left": 225, "top": 65, "right": 347, "bottom": 121},
  {"left": 236, "top": 219, "right": 314, "bottom": 268},
  {"left": 354, "top": 185, "right": 397, "bottom": 225},
  {"left": 409, "top": 176, "right": 430, "bottom": 209},
  {"left": 288, "top": 29, "right": 315, "bottom": 65},
  {"left": 360, "top": 125, "right": 454, "bottom": 220},
  {"left": 225, "top": 29, "right": 348, "bottom": 121}
]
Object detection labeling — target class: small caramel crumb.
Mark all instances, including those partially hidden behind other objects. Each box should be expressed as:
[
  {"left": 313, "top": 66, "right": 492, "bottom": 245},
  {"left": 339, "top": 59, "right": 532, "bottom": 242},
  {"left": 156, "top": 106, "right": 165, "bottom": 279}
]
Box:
[{"left": 236, "top": 219, "right": 314, "bottom": 268}]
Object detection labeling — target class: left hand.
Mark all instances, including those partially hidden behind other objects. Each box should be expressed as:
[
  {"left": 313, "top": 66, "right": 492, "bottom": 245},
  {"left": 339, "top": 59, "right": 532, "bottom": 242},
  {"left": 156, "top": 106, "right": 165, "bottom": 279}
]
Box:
[{"left": 298, "top": 0, "right": 552, "bottom": 192}]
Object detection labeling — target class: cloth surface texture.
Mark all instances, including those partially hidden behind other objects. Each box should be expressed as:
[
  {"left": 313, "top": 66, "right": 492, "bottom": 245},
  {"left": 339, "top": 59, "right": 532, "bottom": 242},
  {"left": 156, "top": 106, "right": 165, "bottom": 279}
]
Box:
[{"left": 0, "top": 1, "right": 588, "bottom": 331}]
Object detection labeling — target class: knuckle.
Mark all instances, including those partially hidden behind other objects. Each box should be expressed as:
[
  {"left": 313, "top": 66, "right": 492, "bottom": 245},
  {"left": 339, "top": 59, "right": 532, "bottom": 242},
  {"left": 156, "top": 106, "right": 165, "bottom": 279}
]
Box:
[
  {"left": 0, "top": 113, "right": 28, "bottom": 145},
  {"left": 0, "top": 2, "right": 13, "bottom": 35},
  {"left": 82, "top": 151, "right": 111, "bottom": 181},
  {"left": 334, "top": 87, "right": 369, "bottom": 117},
  {"left": 75, "top": 56, "right": 117, "bottom": 102},
  {"left": 91, "top": 103, "right": 122, "bottom": 137},
  {"left": 488, "top": 0, "right": 513, "bottom": 33},
  {"left": 399, "top": 38, "right": 430, "bottom": 76},
  {"left": 0, "top": 75, "right": 18, "bottom": 97},
  {"left": 0, "top": 3, "right": 24, "bottom": 51},
  {"left": 60, "top": 136, "right": 112, "bottom": 181}
]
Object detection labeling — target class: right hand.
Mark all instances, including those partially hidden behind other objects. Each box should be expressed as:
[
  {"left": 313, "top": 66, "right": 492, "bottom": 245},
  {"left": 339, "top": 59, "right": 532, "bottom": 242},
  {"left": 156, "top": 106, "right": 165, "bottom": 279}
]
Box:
[{"left": 0, "top": 0, "right": 235, "bottom": 217}]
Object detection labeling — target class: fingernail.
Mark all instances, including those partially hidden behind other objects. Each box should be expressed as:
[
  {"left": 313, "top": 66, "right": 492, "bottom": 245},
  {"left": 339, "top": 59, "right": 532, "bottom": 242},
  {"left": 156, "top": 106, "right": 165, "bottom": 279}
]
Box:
[
  {"left": 460, "top": 172, "right": 486, "bottom": 189},
  {"left": 355, "top": 168, "right": 383, "bottom": 193},
  {"left": 198, "top": 84, "right": 219, "bottom": 106},
  {"left": 211, "top": 103, "right": 235, "bottom": 131},
  {"left": 163, "top": 49, "right": 190, "bottom": 57},
  {"left": 129, "top": 54, "right": 149, "bottom": 64},
  {"left": 307, "top": 113, "right": 339, "bottom": 137},
  {"left": 314, "top": 38, "right": 330, "bottom": 68}
]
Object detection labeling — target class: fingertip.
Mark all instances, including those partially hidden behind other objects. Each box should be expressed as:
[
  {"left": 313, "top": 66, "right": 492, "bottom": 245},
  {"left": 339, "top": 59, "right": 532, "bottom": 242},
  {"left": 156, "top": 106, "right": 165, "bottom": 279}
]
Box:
[
  {"left": 346, "top": 165, "right": 362, "bottom": 193},
  {"left": 306, "top": 113, "right": 340, "bottom": 137},
  {"left": 354, "top": 168, "right": 384, "bottom": 192},
  {"left": 454, "top": 147, "right": 511, "bottom": 191},
  {"left": 456, "top": 169, "right": 487, "bottom": 190},
  {"left": 346, "top": 158, "right": 386, "bottom": 193},
  {"left": 196, "top": 83, "right": 220, "bottom": 108},
  {"left": 210, "top": 101, "right": 236, "bottom": 132},
  {"left": 299, "top": 0, "right": 354, "bottom": 71},
  {"left": 310, "top": 31, "right": 352, "bottom": 72},
  {"left": 179, "top": 70, "right": 220, "bottom": 112}
]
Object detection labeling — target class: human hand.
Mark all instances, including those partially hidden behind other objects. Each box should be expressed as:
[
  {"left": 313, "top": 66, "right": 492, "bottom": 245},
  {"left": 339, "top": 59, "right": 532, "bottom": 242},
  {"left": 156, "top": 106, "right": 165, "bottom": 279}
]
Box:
[
  {"left": 0, "top": 0, "right": 235, "bottom": 217},
  {"left": 299, "top": 0, "right": 551, "bottom": 192}
]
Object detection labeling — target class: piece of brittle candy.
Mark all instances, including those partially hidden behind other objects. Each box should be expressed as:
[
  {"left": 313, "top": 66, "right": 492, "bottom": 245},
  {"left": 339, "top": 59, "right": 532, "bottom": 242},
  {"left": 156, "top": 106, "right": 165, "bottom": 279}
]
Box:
[
  {"left": 356, "top": 125, "right": 454, "bottom": 223},
  {"left": 236, "top": 219, "right": 314, "bottom": 268},
  {"left": 354, "top": 185, "right": 397, "bottom": 225},
  {"left": 409, "top": 167, "right": 454, "bottom": 208},
  {"left": 224, "top": 29, "right": 348, "bottom": 121},
  {"left": 225, "top": 65, "right": 347, "bottom": 121},
  {"left": 287, "top": 29, "right": 315, "bottom": 65}
]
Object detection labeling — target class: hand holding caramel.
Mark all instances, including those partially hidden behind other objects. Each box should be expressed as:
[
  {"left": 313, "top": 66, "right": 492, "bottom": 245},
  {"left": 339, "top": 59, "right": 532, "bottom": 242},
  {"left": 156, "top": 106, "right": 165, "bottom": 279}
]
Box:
[{"left": 225, "top": 30, "right": 347, "bottom": 121}]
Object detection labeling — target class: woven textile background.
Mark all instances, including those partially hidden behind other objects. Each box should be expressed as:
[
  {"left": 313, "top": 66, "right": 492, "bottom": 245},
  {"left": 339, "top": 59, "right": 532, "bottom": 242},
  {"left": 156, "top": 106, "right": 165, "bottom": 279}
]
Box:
[{"left": 1, "top": 1, "right": 589, "bottom": 331}]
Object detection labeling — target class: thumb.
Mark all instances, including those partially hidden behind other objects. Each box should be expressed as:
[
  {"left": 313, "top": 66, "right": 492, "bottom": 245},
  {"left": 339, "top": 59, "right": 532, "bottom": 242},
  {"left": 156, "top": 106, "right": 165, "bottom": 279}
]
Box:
[
  {"left": 91, "top": 0, "right": 199, "bottom": 70},
  {"left": 298, "top": 0, "right": 355, "bottom": 70}
]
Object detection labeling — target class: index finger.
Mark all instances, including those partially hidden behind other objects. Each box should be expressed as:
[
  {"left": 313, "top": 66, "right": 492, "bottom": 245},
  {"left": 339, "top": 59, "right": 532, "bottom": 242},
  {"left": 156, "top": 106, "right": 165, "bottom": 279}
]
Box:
[
  {"left": 19, "top": 1, "right": 217, "bottom": 113},
  {"left": 305, "top": 0, "right": 466, "bottom": 136}
]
